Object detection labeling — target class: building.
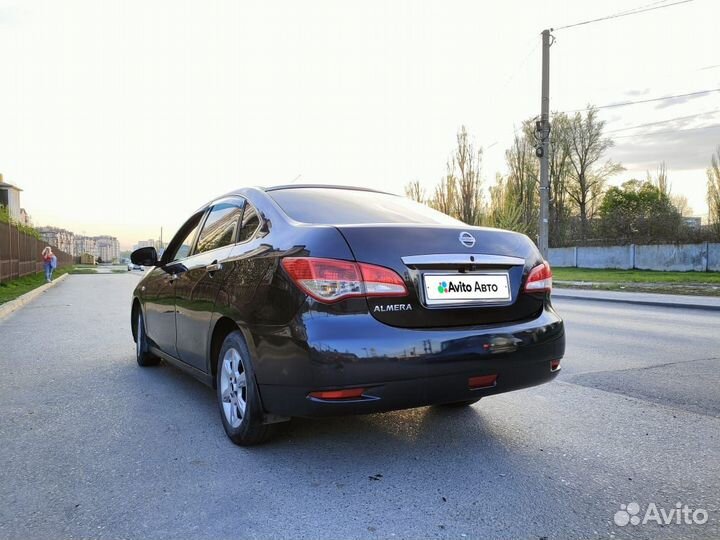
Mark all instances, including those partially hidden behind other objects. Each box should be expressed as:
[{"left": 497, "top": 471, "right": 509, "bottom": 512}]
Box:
[
  {"left": 37, "top": 227, "right": 75, "bottom": 255},
  {"left": 79, "top": 253, "right": 96, "bottom": 265},
  {"left": 683, "top": 217, "right": 702, "bottom": 230},
  {"left": 133, "top": 239, "right": 166, "bottom": 252},
  {"left": 0, "top": 175, "right": 23, "bottom": 222},
  {"left": 35, "top": 221, "right": 121, "bottom": 262},
  {"left": 134, "top": 239, "right": 156, "bottom": 250},
  {"left": 74, "top": 235, "right": 96, "bottom": 258},
  {"left": 95, "top": 235, "right": 120, "bottom": 262},
  {"left": 19, "top": 208, "right": 32, "bottom": 226}
]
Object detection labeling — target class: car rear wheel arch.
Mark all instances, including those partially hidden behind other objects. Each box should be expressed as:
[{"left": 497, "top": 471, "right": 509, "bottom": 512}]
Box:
[
  {"left": 209, "top": 317, "right": 240, "bottom": 386},
  {"left": 209, "top": 318, "right": 262, "bottom": 386},
  {"left": 131, "top": 298, "right": 141, "bottom": 342}
]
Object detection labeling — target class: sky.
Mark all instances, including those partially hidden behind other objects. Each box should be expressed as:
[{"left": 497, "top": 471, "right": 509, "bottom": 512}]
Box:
[{"left": 0, "top": 0, "right": 718, "bottom": 249}]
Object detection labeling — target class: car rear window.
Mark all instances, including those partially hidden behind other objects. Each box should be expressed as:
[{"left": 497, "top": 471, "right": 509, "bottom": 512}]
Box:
[{"left": 268, "top": 188, "right": 463, "bottom": 225}]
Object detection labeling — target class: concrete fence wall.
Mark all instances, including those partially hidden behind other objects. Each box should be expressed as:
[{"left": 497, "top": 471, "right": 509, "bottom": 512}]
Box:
[{"left": 549, "top": 243, "right": 720, "bottom": 272}]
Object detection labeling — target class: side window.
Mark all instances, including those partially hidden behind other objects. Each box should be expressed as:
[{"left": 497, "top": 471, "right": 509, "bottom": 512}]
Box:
[
  {"left": 170, "top": 214, "right": 204, "bottom": 262},
  {"left": 237, "top": 203, "right": 260, "bottom": 243},
  {"left": 195, "top": 202, "right": 243, "bottom": 254}
]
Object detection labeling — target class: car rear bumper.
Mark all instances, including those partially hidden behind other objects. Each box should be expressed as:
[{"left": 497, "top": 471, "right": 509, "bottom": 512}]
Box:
[{"left": 252, "top": 304, "right": 565, "bottom": 418}]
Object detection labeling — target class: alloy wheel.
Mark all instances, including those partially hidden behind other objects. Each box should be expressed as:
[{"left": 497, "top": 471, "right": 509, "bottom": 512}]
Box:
[{"left": 220, "top": 347, "right": 247, "bottom": 428}]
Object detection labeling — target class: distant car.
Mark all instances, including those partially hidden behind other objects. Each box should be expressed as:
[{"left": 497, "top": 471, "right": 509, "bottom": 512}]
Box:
[
  {"left": 127, "top": 263, "right": 144, "bottom": 271},
  {"left": 130, "top": 185, "right": 565, "bottom": 445}
]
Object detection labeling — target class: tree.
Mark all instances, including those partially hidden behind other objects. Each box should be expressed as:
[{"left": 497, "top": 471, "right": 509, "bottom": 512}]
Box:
[
  {"left": 650, "top": 161, "right": 670, "bottom": 197},
  {"left": 404, "top": 180, "right": 426, "bottom": 203},
  {"left": 548, "top": 112, "right": 574, "bottom": 246},
  {"left": 646, "top": 161, "right": 692, "bottom": 217},
  {"left": 671, "top": 194, "right": 692, "bottom": 217},
  {"left": 485, "top": 174, "right": 530, "bottom": 233},
  {"left": 566, "top": 107, "right": 623, "bottom": 241},
  {"left": 599, "top": 180, "right": 681, "bottom": 244},
  {"left": 429, "top": 163, "right": 458, "bottom": 218},
  {"left": 504, "top": 121, "right": 539, "bottom": 237},
  {"left": 708, "top": 146, "right": 720, "bottom": 237},
  {"left": 452, "top": 126, "right": 484, "bottom": 225}
]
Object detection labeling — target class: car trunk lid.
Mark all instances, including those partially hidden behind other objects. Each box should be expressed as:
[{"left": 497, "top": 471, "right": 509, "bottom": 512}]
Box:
[{"left": 336, "top": 224, "right": 545, "bottom": 329}]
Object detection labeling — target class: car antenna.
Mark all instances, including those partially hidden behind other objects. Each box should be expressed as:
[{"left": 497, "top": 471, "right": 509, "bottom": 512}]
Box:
[{"left": 289, "top": 174, "right": 302, "bottom": 184}]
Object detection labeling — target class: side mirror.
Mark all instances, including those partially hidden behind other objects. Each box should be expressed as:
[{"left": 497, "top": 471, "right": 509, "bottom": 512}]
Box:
[{"left": 131, "top": 247, "right": 158, "bottom": 267}]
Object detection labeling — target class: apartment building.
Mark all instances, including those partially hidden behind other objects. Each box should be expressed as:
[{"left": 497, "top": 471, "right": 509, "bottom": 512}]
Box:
[{"left": 37, "top": 227, "right": 76, "bottom": 255}]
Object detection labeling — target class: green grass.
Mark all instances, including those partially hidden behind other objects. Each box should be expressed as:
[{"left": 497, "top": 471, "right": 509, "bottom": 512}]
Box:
[
  {"left": 553, "top": 267, "right": 720, "bottom": 284},
  {"left": 0, "top": 267, "right": 71, "bottom": 305},
  {"left": 68, "top": 268, "right": 97, "bottom": 274}
]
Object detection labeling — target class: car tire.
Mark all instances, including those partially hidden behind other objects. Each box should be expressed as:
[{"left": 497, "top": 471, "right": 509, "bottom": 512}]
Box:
[
  {"left": 135, "top": 310, "right": 160, "bottom": 367},
  {"left": 438, "top": 398, "right": 482, "bottom": 407},
  {"left": 216, "top": 331, "right": 273, "bottom": 446}
]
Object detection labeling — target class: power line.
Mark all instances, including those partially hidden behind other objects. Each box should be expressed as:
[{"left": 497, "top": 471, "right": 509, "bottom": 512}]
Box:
[
  {"left": 605, "top": 109, "right": 720, "bottom": 134},
  {"left": 495, "top": 39, "right": 541, "bottom": 96},
  {"left": 557, "top": 88, "right": 720, "bottom": 113},
  {"left": 613, "top": 123, "right": 720, "bottom": 139},
  {"left": 553, "top": 0, "right": 694, "bottom": 31}
]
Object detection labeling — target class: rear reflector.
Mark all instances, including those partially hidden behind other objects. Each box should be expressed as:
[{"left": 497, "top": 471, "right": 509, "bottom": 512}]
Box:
[
  {"left": 551, "top": 359, "right": 561, "bottom": 371},
  {"left": 469, "top": 374, "right": 497, "bottom": 389},
  {"left": 524, "top": 261, "right": 552, "bottom": 293},
  {"left": 281, "top": 257, "right": 407, "bottom": 303},
  {"left": 308, "top": 388, "right": 366, "bottom": 400}
]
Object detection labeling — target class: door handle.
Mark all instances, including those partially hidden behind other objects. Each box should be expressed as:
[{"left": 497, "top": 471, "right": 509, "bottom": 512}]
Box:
[{"left": 206, "top": 261, "right": 223, "bottom": 274}]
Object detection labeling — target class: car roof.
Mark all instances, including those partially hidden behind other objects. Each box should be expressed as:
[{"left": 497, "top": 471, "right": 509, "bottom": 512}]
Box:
[
  {"left": 262, "top": 184, "right": 396, "bottom": 196},
  {"left": 196, "top": 184, "right": 398, "bottom": 214}
]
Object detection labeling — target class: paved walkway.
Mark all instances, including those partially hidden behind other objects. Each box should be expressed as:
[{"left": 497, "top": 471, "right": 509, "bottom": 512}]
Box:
[{"left": 554, "top": 286, "right": 720, "bottom": 310}]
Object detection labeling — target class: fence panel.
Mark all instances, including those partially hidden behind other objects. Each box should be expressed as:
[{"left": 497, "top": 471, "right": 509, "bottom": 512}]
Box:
[
  {"left": 0, "top": 221, "right": 73, "bottom": 282},
  {"left": 550, "top": 242, "right": 720, "bottom": 272}
]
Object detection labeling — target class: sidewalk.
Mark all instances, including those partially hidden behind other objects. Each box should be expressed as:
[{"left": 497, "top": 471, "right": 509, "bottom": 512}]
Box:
[
  {"left": 553, "top": 286, "right": 720, "bottom": 311},
  {"left": 0, "top": 273, "right": 69, "bottom": 320}
]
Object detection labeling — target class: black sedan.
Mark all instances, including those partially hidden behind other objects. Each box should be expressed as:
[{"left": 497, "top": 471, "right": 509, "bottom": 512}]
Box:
[{"left": 130, "top": 185, "right": 565, "bottom": 445}]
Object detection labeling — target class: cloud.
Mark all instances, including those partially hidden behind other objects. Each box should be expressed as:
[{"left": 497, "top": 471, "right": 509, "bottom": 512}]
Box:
[
  {"left": 654, "top": 92, "right": 712, "bottom": 109},
  {"left": 609, "top": 124, "right": 720, "bottom": 169},
  {"left": 625, "top": 88, "right": 651, "bottom": 97}
]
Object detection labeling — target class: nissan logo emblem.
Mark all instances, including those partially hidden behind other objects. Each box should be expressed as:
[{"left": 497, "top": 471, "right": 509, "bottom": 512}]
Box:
[{"left": 459, "top": 231, "right": 475, "bottom": 248}]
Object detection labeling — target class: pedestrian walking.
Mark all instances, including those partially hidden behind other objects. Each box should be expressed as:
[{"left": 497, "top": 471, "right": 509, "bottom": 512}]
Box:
[{"left": 42, "top": 246, "right": 57, "bottom": 282}]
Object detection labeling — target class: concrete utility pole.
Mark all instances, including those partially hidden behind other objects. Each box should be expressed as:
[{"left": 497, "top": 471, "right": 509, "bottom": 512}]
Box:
[{"left": 536, "top": 29, "right": 552, "bottom": 259}]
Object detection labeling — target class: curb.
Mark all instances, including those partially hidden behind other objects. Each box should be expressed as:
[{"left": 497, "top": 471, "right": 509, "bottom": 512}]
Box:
[
  {"left": 0, "top": 273, "right": 69, "bottom": 320},
  {"left": 553, "top": 289, "right": 720, "bottom": 312}
]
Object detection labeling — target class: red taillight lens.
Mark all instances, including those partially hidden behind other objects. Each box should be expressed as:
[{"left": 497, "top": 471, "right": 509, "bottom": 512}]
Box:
[
  {"left": 308, "top": 388, "right": 366, "bottom": 400},
  {"left": 358, "top": 262, "right": 407, "bottom": 297},
  {"left": 469, "top": 374, "right": 498, "bottom": 389},
  {"left": 524, "top": 261, "right": 552, "bottom": 293},
  {"left": 281, "top": 257, "right": 408, "bottom": 303}
]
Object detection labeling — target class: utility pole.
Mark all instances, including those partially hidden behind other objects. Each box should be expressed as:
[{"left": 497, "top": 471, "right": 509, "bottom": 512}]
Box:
[{"left": 536, "top": 29, "right": 552, "bottom": 259}]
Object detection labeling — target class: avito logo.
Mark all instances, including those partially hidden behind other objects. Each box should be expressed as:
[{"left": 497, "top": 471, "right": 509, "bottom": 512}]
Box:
[{"left": 437, "top": 280, "right": 499, "bottom": 294}]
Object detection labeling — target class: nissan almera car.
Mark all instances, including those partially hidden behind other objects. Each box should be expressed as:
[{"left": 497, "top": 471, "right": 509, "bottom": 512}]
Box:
[{"left": 130, "top": 185, "right": 565, "bottom": 445}]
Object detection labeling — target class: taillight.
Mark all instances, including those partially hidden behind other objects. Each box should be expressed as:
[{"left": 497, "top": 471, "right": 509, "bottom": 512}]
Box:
[
  {"left": 308, "top": 388, "right": 366, "bottom": 400},
  {"left": 524, "top": 261, "right": 552, "bottom": 293},
  {"left": 281, "top": 257, "right": 408, "bottom": 303}
]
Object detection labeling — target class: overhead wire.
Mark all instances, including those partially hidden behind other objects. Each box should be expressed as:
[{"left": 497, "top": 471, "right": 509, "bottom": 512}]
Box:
[
  {"left": 553, "top": 0, "right": 694, "bottom": 31},
  {"left": 612, "top": 123, "right": 720, "bottom": 139},
  {"left": 604, "top": 109, "right": 720, "bottom": 134},
  {"left": 556, "top": 88, "right": 720, "bottom": 114}
]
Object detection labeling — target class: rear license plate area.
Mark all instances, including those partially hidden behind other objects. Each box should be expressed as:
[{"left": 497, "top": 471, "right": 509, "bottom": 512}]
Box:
[{"left": 423, "top": 272, "right": 511, "bottom": 306}]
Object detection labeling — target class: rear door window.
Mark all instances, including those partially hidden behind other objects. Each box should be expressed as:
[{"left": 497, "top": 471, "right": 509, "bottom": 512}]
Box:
[
  {"left": 194, "top": 201, "right": 244, "bottom": 254},
  {"left": 237, "top": 203, "right": 260, "bottom": 243}
]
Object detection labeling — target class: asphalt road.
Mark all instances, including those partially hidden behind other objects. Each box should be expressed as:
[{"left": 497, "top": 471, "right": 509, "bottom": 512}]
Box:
[{"left": 1, "top": 274, "right": 718, "bottom": 540}]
